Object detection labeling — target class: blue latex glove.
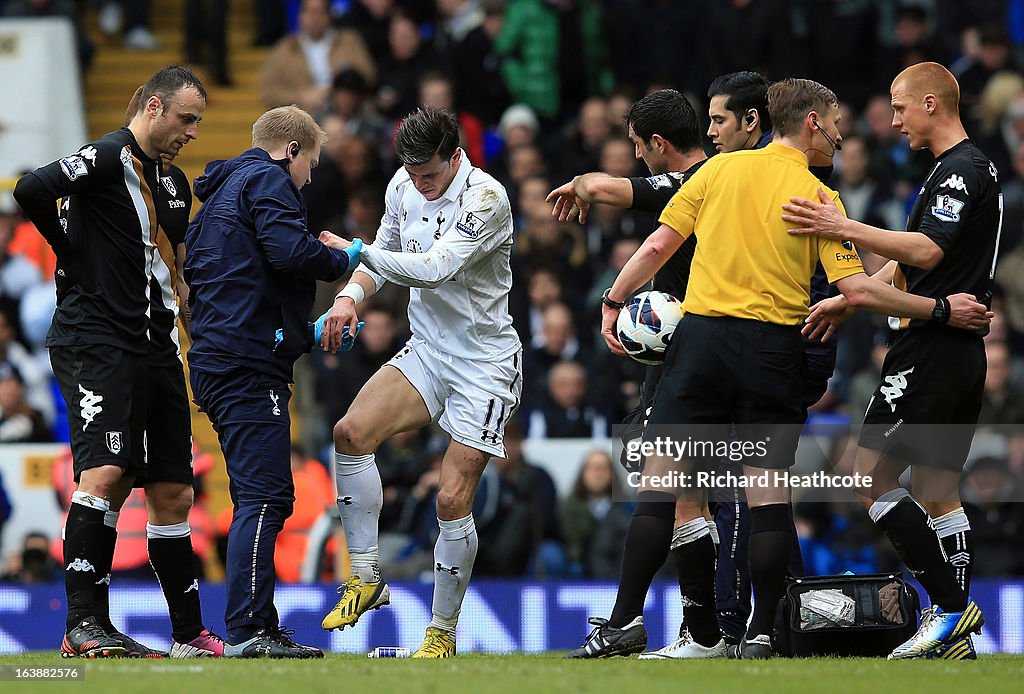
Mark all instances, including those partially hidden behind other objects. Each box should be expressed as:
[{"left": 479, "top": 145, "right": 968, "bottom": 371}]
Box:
[
  {"left": 313, "top": 312, "right": 328, "bottom": 344},
  {"left": 313, "top": 313, "right": 364, "bottom": 351},
  {"left": 340, "top": 321, "right": 365, "bottom": 351},
  {"left": 344, "top": 238, "right": 363, "bottom": 267}
]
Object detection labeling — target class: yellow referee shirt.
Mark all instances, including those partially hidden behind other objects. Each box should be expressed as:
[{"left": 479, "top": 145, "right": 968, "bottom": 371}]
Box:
[{"left": 659, "top": 142, "right": 864, "bottom": 325}]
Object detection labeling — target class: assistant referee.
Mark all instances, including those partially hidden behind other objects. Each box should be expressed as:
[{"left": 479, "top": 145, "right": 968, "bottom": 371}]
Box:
[{"left": 596, "top": 78, "right": 992, "bottom": 659}]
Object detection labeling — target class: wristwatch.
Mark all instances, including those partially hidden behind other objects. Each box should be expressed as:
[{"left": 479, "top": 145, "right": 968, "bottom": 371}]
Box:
[
  {"left": 602, "top": 288, "right": 626, "bottom": 310},
  {"left": 931, "top": 297, "right": 950, "bottom": 323}
]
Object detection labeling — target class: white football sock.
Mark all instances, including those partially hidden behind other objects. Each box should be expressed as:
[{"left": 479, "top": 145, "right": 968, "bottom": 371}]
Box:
[
  {"left": 334, "top": 451, "right": 382, "bottom": 582},
  {"left": 429, "top": 514, "right": 477, "bottom": 633}
]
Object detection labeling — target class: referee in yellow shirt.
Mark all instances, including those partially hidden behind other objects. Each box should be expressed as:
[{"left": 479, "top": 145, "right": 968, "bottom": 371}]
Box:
[{"left": 588, "top": 78, "right": 992, "bottom": 660}]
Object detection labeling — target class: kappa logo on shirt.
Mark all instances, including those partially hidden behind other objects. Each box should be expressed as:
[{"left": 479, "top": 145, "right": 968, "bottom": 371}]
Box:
[
  {"left": 931, "top": 194, "right": 965, "bottom": 223},
  {"left": 939, "top": 173, "right": 968, "bottom": 194},
  {"left": 78, "top": 146, "right": 98, "bottom": 166}
]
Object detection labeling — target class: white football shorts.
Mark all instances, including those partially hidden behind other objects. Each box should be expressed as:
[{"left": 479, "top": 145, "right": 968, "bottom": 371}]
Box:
[{"left": 386, "top": 338, "right": 523, "bottom": 458}]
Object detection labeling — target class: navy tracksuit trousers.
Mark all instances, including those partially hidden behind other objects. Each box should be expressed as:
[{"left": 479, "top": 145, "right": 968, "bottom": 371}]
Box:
[{"left": 191, "top": 368, "right": 294, "bottom": 642}]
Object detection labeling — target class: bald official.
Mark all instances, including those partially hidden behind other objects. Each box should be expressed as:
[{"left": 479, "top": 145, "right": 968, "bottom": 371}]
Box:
[{"left": 784, "top": 62, "right": 999, "bottom": 659}]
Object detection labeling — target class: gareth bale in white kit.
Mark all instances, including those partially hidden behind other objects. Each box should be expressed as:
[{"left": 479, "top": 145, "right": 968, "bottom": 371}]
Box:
[{"left": 316, "top": 106, "right": 522, "bottom": 658}]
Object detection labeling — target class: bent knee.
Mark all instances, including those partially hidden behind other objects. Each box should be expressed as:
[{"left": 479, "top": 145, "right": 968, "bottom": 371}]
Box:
[
  {"left": 334, "top": 417, "right": 375, "bottom": 455},
  {"left": 146, "top": 483, "right": 194, "bottom": 523},
  {"left": 435, "top": 487, "right": 472, "bottom": 519}
]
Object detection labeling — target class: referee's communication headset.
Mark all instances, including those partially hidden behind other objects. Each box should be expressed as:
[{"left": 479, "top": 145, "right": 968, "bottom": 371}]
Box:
[
  {"left": 812, "top": 118, "right": 842, "bottom": 152},
  {"left": 289, "top": 141, "right": 301, "bottom": 159}
]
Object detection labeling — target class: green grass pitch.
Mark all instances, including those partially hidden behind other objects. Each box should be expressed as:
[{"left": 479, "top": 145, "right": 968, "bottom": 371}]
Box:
[{"left": 2, "top": 653, "right": 1023, "bottom": 693}]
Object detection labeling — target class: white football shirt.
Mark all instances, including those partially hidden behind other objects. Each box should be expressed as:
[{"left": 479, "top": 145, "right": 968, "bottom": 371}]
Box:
[{"left": 357, "top": 150, "right": 521, "bottom": 361}]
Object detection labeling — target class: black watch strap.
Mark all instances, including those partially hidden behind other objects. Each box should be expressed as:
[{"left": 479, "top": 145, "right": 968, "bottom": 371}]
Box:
[
  {"left": 602, "top": 288, "right": 626, "bottom": 310},
  {"left": 931, "top": 297, "right": 951, "bottom": 323}
]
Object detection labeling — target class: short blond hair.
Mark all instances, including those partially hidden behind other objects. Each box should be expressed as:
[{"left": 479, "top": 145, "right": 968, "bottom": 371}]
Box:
[
  {"left": 252, "top": 105, "right": 327, "bottom": 152},
  {"left": 767, "top": 78, "right": 839, "bottom": 137}
]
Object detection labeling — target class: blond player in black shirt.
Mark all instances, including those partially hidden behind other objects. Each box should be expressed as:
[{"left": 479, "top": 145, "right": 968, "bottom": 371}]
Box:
[{"left": 784, "top": 62, "right": 997, "bottom": 660}]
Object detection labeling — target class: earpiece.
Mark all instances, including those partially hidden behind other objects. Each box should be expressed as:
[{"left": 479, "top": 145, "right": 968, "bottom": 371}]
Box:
[
  {"left": 289, "top": 142, "right": 300, "bottom": 158},
  {"left": 812, "top": 118, "right": 820, "bottom": 129},
  {"left": 745, "top": 112, "right": 756, "bottom": 126}
]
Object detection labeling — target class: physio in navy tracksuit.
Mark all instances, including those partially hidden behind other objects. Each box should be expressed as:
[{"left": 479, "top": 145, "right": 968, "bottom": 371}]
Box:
[{"left": 185, "top": 106, "right": 359, "bottom": 657}]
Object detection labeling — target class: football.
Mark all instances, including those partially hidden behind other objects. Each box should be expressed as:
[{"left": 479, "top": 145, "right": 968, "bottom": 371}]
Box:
[{"left": 615, "top": 291, "right": 682, "bottom": 364}]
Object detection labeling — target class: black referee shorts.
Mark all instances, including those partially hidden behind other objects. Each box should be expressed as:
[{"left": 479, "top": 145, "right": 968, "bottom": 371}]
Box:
[
  {"left": 859, "top": 327, "right": 985, "bottom": 471},
  {"left": 647, "top": 314, "right": 804, "bottom": 470}
]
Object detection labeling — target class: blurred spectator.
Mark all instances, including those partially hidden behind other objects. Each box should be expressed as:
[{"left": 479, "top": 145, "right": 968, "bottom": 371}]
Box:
[
  {"left": 523, "top": 301, "right": 579, "bottom": 395},
  {"left": 513, "top": 214, "right": 588, "bottom": 299},
  {"left": 0, "top": 308, "right": 53, "bottom": 426},
  {"left": 325, "top": 68, "right": 390, "bottom": 154},
  {"left": 2, "top": 531, "right": 60, "bottom": 583},
  {"left": 0, "top": 361, "right": 49, "bottom": 442},
  {"left": 526, "top": 360, "right": 607, "bottom": 439},
  {"left": 7, "top": 211, "right": 55, "bottom": 282},
  {"left": 4, "top": 0, "right": 94, "bottom": 69},
  {"left": 498, "top": 104, "right": 541, "bottom": 151},
  {"left": 185, "top": 0, "right": 231, "bottom": 86},
  {"left": 276, "top": 445, "right": 335, "bottom": 582},
  {"left": 0, "top": 213, "right": 43, "bottom": 314},
  {"left": 98, "top": 0, "right": 160, "bottom": 50},
  {"left": 447, "top": 0, "right": 509, "bottom": 125},
  {"left": 496, "top": 0, "right": 613, "bottom": 122},
  {"left": 339, "top": 0, "right": 396, "bottom": 58},
  {"left": 559, "top": 97, "right": 614, "bottom": 181},
  {"left": 880, "top": 3, "right": 944, "bottom": 81},
  {"left": 961, "top": 456, "right": 1024, "bottom": 576},
  {"left": 302, "top": 115, "right": 351, "bottom": 233},
  {"left": 476, "top": 419, "right": 563, "bottom": 576},
  {"left": 418, "top": 71, "right": 486, "bottom": 166},
  {"left": 500, "top": 143, "right": 547, "bottom": 203},
  {"left": 376, "top": 10, "right": 439, "bottom": 119},
  {"left": 260, "top": 0, "right": 376, "bottom": 112},
  {"left": 957, "top": 25, "right": 1018, "bottom": 122},
  {"left": 559, "top": 449, "right": 631, "bottom": 578},
  {"left": 978, "top": 340, "right": 1024, "bottom": 425},
  {"left": 434, "top": 0, "right": 481, "bottom": 64},
  {"left": 510, "top": 266, "right": 563, "bottom": 349},
  {"left": 974, "top": 71, "right": 1024, "bottom": 176}
]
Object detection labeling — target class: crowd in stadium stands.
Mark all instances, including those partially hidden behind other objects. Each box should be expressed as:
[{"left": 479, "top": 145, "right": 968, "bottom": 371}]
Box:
[{"left": 2, "top": 0, "right": 1024, "bottom": 580}]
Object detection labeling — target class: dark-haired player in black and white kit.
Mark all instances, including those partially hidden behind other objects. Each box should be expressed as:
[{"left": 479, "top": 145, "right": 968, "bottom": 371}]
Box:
[
  {"left": 548, "top": 89, "right": 719, "bottom": 659},
  {"left": 14, "top": 67, "right": 224, "bottom": 659},
  {"left": 785, "top": 62, "right": 996, "bottom": 660}
]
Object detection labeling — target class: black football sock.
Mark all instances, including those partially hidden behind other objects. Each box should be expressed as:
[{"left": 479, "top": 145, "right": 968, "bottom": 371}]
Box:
[
  {"left": 670, "top": 518, "right": 720, "bottom": 646},
  {"left": 869, "top": 491, "right": 967, "bottom": 612},
  {"left": 96, "top": 515, "right": 118, "bottom": 632},
  {"left": 148, "top": 522, "right": 204, "bottom": 643},
  {"left": 747, "top": 504, "right": 794, "bottom": 639},
  {"left": 931, "top": 507, "right": 974, "bottom": 597},
  {"left": 608, "top": 491, "right": 675, "bottom": 629},
  {"left": 64, "top": 493, "right": 110, "bottom": 631}
]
